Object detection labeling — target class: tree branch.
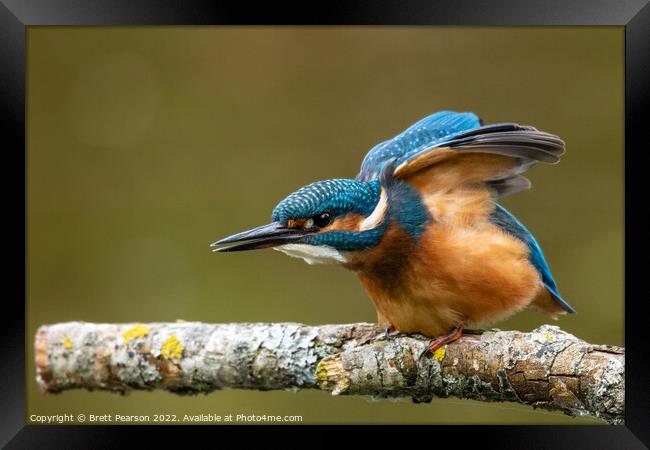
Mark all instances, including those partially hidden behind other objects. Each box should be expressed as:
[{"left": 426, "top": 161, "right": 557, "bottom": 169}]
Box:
[{"left": 35, "top": 321, "right": 624, "bottom": 424}]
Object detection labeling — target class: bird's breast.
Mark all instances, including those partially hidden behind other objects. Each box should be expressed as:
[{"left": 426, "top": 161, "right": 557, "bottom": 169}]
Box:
[
  {"left": 344, "top": 221, "right": 415, "bottom": 291},
  {"left": 348, "top": 217, "right": 544, "bottom": 336}
]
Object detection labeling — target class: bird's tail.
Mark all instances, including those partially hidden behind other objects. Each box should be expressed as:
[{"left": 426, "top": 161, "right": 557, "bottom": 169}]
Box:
[{"left": 531, "top": 289, "right": 571, "bottom": 320}]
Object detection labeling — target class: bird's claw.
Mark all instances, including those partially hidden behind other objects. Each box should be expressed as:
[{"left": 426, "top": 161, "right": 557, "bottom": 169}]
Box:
[
  {"left": 381, "top": 323, "right": 400, "bottom": 338},
  {"left": 418, "top": 338, "right": 445, "bottom": 359},
  {"left": 418, "top": 323, "right": 465, "bottom": 360}
]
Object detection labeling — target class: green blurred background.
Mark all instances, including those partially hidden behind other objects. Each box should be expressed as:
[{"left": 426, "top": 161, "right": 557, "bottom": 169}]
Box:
[{"left": 27, "top": 27, "right": 623, "bottom": 424}]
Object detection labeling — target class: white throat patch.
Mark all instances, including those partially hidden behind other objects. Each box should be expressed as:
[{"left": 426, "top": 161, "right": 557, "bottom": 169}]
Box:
[{"left": 274, "top": 243, "right": 347, "bottom": 265}]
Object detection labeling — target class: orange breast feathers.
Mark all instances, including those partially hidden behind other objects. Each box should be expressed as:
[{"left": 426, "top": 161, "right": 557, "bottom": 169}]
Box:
[{"left": 348, "top": 186, "right": 546, "bottom": 338}]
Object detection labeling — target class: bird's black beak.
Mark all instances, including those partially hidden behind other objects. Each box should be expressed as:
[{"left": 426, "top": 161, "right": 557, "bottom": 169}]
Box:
[{"left": 210, "top": 221, "right": 309, "bottom": 252}]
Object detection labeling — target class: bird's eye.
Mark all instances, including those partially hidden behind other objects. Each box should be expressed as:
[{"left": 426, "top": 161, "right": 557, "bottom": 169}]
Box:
[{"left": 313, "top": 212, "right": 332, "bottom": 228}]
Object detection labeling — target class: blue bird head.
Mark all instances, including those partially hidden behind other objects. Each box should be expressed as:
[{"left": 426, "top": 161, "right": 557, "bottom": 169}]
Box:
[
  {"left": 271, "top": 179, "right": 380, "bottom": 224},
  {"left": 211, "top": 178, "right": 386, "bottom": 262}
]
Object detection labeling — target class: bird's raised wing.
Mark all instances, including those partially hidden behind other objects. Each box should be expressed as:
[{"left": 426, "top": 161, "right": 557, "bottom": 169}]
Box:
[
  {"left": 357, "top": 111, "right": 565, "bottom": 198},
  {"left": 357, "top": 111, "right": 481, "bottom": 182}
]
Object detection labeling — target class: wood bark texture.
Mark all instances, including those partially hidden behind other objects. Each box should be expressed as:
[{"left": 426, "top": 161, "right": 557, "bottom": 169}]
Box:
[{"left": 35, "top": 321, "right": 624, "bottom": 424}]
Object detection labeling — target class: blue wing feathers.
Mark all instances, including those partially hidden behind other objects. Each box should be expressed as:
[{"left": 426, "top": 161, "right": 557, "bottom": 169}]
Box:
[
  {"left": 357, "top": 111, "right": 481, "bottom": 181},
  {"left": 489, "top": 204, "right": 576, "bottom": 314},
  {"left": 358, "top": 111, "right": 565, "bottom": 182}
]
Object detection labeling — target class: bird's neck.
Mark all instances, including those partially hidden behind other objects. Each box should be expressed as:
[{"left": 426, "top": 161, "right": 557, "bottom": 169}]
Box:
[
  {"left": 382, "top": 179, "right": 431, "bottom": 240},
  {"left": 344, "top": 178, "right": 431, "bottom": 266}
]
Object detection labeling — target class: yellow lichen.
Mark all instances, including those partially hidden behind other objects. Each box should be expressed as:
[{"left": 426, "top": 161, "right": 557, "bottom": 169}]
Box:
[
  {"left": 316, "top": 355, "right": 349, "bottom": 394},
  {"left": 160, "top": 335, "right": 183, "bottom": 359},
  {"left": 316, "top": 361, "right": 330, "bottom": 383},
  {"left": 545, "top": 332, "right": 554, "bottom": 341},
  {"left": 122, "top": 323, "right": 150, "bottom": 344},
  {"left": 63, "top": 335, "right": 73, "bottom": 350},
  {"left": 433, "top": 347, "right": 446, "bottom": 362}
]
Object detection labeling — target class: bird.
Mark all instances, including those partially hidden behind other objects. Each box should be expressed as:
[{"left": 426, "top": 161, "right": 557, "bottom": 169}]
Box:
[{"left": 211, "top": 110, "right": 576, "bottom": 353}]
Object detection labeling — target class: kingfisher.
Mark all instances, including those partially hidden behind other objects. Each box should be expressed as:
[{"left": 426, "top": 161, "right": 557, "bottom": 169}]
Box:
[{"left": 211, "top": 111, "right": 576, "bottom": 353}]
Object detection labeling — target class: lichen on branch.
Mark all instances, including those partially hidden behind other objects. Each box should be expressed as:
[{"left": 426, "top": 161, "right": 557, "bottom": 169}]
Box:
[{"left": 35, "top": 321, "right": 624, "bottom": 424}]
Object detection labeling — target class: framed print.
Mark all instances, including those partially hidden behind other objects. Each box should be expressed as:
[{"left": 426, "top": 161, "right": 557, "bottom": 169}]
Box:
[{"left": 2, "top": 0, "right": 648, "bottom": 447}]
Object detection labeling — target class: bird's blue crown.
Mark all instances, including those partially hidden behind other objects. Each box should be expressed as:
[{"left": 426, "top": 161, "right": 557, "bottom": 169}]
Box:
[{"left": 271, "top": 179, "right": 381, "bottom": 224}]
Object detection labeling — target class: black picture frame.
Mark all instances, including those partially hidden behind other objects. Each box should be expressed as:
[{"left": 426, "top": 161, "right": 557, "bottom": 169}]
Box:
[{"left": 2, "top": 0, "right": 648, "bottom": 447}]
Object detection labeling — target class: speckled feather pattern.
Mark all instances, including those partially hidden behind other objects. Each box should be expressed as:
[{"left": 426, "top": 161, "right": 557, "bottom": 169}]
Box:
[
  {"left": 357, "top": 111, "right": 480, "bottom": 181},
  {"left": 272, "top": 179, "right": 381, "bottom": 224}
]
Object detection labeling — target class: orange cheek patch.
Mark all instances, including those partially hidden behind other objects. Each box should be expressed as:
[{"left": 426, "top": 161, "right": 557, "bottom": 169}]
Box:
[
  {"left": 287, "top": 219, "right": 307, "bottom": 228},
  {"left": 327, "top": 214, "right": 364, "bottom": 231}
]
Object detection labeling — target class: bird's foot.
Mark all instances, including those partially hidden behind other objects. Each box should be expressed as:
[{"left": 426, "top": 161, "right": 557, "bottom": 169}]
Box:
[
  {"left": 382, "top": 323, "right": 399, "bottom": 337},
  {"left": 420, "top": 323, "right": 464, "bottom": 358}
]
